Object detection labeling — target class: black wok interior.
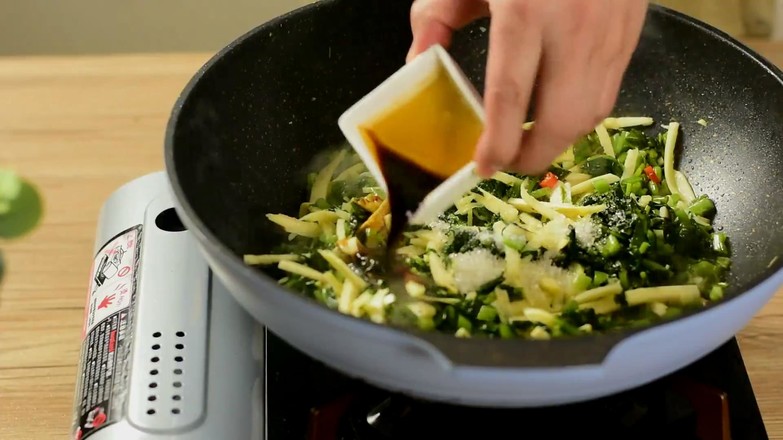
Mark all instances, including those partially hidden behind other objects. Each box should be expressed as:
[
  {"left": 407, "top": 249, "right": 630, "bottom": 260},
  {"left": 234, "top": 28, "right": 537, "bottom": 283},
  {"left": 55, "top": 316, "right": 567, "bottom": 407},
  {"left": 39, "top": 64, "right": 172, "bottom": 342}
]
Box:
[{"left": 169, "top": 0, "right": 783, "bottom": 334}]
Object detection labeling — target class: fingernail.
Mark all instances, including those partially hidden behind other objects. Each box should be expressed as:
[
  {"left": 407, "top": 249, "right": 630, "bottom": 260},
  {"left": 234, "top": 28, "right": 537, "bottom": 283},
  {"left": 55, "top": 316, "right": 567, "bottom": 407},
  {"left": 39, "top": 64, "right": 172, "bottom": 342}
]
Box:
[
  {"left": 405, "top": 48, "right": 415, "bottom": 63},
  {"left": 476, "top": 163, "right": 497, "bottom": 178},
  {"left": 405, "top": 41, "right": 421, "bottom": 63}
]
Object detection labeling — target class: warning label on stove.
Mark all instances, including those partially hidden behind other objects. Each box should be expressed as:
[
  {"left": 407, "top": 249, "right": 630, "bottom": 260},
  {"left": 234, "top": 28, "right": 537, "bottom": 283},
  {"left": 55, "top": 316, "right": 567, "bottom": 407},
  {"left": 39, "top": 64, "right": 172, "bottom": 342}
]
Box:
[{"left": 71, "top": 225, "right": 142, "bottom": 440}]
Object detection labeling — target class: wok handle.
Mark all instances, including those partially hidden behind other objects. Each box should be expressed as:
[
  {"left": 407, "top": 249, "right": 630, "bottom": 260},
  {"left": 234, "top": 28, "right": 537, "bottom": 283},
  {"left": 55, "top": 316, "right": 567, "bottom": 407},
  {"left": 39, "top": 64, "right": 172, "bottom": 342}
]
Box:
[{"left": 403, "top": 330, "right": 627, "bottom": 369}]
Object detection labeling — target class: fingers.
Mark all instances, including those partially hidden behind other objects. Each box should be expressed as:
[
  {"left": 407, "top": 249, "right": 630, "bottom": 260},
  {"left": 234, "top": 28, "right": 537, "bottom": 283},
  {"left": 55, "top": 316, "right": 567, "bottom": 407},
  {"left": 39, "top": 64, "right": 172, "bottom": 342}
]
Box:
[
  {"left": 406, "top": 0, "right": 648, "bottom": 178},
  {"left": 513, "top": 19, "right": 600, "bottom": 173},
  {"left": 407, "top": 0, "right": 489, "bottom": 62},
  {"left": 513, "top": 0, "right": 647, "bottom": 175},
  {"left": 597, "top": 0, "right": 648, "bottom": 116},
  {"left": 514, "top": 60, "right": 597, "bottom": 175},
  {"left": 473, "top": 1, "right": 543, "bottom": 177}
]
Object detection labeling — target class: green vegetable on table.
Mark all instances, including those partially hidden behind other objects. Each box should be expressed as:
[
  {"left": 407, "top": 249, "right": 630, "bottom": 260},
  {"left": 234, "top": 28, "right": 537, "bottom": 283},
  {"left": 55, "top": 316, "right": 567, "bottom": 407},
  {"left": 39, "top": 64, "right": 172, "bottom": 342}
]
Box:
[
  {"left": 0, "top": 169, "right": 22, "bottom": 215},
  {"left": 0, "top": 168, "right": 44, "bottom": 285},
  {"left": 244, "top": 117, "right": 732, "bottom": 340}
]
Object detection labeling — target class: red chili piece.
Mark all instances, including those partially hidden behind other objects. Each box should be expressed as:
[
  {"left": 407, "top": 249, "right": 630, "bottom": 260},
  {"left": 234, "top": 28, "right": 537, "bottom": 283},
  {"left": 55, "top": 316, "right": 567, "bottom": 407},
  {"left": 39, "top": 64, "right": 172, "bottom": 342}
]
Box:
[
  {"left": 644, "top": 165, "right": 661, "bottom": 184},
  {"left": 540, "top": 172, "right": 559, "bottom": 189}
]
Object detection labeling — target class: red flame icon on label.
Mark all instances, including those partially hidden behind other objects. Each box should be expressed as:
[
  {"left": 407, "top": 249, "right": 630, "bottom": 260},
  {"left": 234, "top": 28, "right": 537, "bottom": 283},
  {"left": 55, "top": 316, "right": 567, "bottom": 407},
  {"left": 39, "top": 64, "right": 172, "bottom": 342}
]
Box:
[{"left": 98, "top": 294, "right": 115, "bottom": 310}]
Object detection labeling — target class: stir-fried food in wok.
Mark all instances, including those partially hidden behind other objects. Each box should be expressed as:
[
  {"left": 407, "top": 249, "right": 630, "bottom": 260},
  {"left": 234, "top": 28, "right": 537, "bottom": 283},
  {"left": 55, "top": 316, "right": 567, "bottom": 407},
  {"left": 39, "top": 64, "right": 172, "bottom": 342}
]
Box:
[{"left": 246, "top": 117, "right": 732, "bottom": 340}]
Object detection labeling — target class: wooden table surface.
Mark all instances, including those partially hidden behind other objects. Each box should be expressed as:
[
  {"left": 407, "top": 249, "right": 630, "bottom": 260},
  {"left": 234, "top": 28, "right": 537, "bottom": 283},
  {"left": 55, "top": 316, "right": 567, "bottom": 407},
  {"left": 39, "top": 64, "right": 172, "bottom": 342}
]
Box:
[{"left": 1, "top": 41, "right": 783, "bottom": 439}]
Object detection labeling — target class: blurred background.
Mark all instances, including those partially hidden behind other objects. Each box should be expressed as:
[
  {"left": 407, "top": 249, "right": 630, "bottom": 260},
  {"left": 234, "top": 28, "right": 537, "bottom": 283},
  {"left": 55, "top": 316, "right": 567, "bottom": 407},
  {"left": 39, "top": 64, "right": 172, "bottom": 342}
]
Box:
[{"left": 0, "top": 0, "right": 779, "bottom": 56}]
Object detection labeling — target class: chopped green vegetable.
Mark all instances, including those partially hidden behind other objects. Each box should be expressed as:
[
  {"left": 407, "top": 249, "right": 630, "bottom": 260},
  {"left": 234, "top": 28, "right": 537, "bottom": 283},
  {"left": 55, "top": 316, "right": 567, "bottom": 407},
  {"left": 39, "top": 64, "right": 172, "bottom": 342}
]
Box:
[
  {"left": 593, "top": 271, "right": 609, "bottom": 287},
  {"left": 457, "top": 314, "right": 473, "bottom": 331},
  {"left": 593, "top": 177, "right": 612, "bottom": 194},
  {"left": 581, "top": 155, "right": 623, "bottom": 177},
  {"left": 477, "top": 305, "right": 498, "bottom": 322},
  {"left": 601, "top": 235, "right": 622, "bottom": 257},
  {"left": 499, "top": 323, "right": 516, "bottom": 339},
  {"left": 688, "top": 195, "right": 716, "bottom": 218}
]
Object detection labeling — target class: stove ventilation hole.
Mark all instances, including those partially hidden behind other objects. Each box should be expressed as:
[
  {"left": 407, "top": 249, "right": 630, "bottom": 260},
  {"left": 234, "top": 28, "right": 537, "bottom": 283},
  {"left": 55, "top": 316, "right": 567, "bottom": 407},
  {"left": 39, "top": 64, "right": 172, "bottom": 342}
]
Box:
[
  {"left": 155, "top": 208, "right": 187, "bottom": 232},
  {"left": 141, "top": 330, "right": 189, "bottom": 417},
  {"left": 171, "top": 330, "right": 185, "bottom": 414}
]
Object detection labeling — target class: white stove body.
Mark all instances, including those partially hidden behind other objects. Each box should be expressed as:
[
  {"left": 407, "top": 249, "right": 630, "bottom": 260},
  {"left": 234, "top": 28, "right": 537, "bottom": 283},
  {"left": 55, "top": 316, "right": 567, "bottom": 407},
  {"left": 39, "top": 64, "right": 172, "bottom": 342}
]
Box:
[{"left": 70, "top": 172, "right": 264, "bottom": 440}]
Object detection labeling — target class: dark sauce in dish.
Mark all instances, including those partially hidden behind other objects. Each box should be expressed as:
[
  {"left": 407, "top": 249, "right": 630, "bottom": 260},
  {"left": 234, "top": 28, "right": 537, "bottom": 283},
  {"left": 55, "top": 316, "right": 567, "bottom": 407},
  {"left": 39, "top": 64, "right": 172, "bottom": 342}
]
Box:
[{"left": 360, "top": 129, "right": 443, "bottom": 247}]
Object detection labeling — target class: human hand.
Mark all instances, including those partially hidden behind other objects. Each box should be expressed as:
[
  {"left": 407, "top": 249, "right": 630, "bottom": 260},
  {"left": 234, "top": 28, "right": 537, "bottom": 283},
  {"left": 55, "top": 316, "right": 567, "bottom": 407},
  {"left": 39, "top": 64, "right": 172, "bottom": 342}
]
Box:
[{"left": 407, "top": 0, "right": 649, "bottom": 177}]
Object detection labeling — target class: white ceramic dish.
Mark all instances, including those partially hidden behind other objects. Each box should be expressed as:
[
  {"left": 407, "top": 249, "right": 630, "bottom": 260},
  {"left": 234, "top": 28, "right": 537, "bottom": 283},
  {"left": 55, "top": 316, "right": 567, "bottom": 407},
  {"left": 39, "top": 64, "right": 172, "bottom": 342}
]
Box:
[{"left": 337, "top": 44, "right": 486, "bottom": 225}]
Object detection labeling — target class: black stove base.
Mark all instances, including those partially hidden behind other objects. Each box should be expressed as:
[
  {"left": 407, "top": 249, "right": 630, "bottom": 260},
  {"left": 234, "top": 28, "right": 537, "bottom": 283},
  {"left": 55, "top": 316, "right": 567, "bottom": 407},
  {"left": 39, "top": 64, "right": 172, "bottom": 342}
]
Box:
[{"left": 264, "top": 332, "right": 767, "bottom": 440}]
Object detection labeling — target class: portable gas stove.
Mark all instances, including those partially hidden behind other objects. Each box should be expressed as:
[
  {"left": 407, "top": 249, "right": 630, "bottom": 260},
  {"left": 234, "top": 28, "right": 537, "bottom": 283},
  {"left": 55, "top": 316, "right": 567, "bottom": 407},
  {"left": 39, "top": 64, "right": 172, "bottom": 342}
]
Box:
[{"left": 70, "top": 172, "right": 769, "bottom": 440}]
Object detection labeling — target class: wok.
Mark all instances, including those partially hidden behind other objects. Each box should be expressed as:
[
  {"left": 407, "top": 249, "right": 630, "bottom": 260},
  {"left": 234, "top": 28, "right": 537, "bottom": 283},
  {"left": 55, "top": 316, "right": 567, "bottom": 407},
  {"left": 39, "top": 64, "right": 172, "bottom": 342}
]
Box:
[{"left": 164, "top": 0, "right": 783, "bottom": 407}]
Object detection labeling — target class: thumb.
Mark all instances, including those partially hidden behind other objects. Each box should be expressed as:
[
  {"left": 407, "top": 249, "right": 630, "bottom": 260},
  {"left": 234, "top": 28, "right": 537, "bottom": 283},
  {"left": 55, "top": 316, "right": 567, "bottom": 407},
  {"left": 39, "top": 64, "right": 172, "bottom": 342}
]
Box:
[{"left": 407, "top": 22, "right": 454, "bottom": 62}]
